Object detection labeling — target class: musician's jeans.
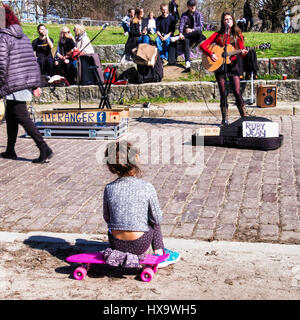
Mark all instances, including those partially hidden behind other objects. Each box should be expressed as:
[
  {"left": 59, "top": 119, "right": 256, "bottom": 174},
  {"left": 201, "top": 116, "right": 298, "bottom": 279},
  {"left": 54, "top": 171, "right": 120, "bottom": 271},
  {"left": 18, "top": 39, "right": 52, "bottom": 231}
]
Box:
[
  {"left": 155, "top": 36, "right": 171, "bottom": 60},
  {"left": 5, "top": 100, "right": 45, "bottom": 150},
  {"left": 216, "top": 74, "right": 244, "bottom": 108}
]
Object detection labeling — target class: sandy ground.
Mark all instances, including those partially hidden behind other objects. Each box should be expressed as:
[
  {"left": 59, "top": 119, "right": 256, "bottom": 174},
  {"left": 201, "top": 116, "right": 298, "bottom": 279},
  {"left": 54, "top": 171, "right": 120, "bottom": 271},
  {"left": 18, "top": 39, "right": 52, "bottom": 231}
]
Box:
[{"left": 0, "top": 231, "right": 300, "bottom": 301}]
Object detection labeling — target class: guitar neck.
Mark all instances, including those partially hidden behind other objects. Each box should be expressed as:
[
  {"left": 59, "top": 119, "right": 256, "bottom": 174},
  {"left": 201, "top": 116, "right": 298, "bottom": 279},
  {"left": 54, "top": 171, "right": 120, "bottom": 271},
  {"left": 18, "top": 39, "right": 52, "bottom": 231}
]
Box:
[{"left": 227, "top": 45, "right": 259, "bottom": 57}]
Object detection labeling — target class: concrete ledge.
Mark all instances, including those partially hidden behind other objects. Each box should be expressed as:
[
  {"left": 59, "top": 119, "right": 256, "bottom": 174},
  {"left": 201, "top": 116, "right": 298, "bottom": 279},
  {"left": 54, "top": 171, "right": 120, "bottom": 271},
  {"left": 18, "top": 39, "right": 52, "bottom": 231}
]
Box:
[
  {"left": 35, "top": 80, "right": 300, "bottom": 107},
  {"left": 31, "top": 101, "right": 298, "bottom": 119}
]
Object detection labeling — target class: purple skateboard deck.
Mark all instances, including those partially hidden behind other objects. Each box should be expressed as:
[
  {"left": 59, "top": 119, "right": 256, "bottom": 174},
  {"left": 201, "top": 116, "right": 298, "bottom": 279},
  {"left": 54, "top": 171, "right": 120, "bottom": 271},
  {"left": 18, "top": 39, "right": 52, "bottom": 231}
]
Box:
[{"left": 66, "top": 252, "right": 169, "bottom": 282}]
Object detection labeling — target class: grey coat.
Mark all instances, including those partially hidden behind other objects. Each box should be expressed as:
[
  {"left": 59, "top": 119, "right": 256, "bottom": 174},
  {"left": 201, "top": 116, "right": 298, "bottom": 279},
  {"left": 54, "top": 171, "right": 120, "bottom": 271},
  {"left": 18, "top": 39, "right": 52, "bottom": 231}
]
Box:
[{"left": 0, "top": 24, "right": 41, "bottom": 98}]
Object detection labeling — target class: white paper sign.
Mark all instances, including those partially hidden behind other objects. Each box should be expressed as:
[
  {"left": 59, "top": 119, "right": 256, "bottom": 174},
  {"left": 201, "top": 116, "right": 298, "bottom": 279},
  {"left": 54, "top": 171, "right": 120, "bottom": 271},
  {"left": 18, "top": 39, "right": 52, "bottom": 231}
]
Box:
[{"left": 242, "top": 121, "right": 279, "bottom": 138}]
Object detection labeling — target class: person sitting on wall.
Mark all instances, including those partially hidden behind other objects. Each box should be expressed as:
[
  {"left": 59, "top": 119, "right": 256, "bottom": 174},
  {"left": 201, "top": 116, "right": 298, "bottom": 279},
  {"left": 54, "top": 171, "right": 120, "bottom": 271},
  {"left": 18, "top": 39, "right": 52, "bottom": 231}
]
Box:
[
  {"left": 122, "top": 8, "right": 135, "bottom": 35},
  {"left": 171, "top": 0, "right": 204, "bottom": 72},
  {"left": 124, "top": 8, "right": 150, "bottom": 61},
  {"left": 155, "top": 3, "right": 176, "bottom": 66},
  {"left": 147, "top": 11, "right": 157, "bottom": 34},
  {"left": 73, "top": 24, "right": 94, "bottom": 55},
  {"left": 32, "top": 23, "right": 54, "bottom": 77},
  {"left": 53, "top": 26, "right": 77, "bottom": 85}
]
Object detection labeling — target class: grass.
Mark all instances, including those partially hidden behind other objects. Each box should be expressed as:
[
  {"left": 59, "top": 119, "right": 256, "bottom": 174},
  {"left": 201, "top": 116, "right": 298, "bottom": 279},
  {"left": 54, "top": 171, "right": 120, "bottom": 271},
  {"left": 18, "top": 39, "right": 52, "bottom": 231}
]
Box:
[
  {"left": 22, "top": 23, "right": 300, "bottom": 59},
  {"left": 119, "top": 96, "right": 189, "bottom": 106}
]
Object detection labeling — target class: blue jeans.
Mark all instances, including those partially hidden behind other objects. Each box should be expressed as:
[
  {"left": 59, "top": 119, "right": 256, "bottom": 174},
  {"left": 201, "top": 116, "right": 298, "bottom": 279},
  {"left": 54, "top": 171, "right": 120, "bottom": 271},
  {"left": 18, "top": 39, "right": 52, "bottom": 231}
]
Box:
[
  {"left": 138, "top": 35, "right": 150, "bottom": 44},
  {"left": 283, "top": 17, "right": 290, "bottom": 33},
  {"left": 155, "top": 36, "right": 171, "bottom": 60},
  {"left": 122, "top": 22, "right": 130, "bottom": 33}
]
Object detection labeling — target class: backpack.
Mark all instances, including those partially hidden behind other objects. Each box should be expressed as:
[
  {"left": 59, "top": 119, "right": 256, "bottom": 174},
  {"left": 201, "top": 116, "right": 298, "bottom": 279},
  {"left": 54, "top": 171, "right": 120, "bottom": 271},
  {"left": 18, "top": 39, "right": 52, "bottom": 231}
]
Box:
[
  {"left": 132, "top": 43, "right": 158, "bottom": 67},
  {"left": 137, "top": 54, "right": 163, "bottom": 84},
  {"left": 104, "top": 66, "right": 117, "bottom": 84}
]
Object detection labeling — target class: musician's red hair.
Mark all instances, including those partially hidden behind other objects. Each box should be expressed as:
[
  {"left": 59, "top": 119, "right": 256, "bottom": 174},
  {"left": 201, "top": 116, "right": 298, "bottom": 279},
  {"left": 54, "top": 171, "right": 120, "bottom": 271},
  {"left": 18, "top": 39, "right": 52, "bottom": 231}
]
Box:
[{"left": 3, "top": 4, "right": 20, "bottom": 27}]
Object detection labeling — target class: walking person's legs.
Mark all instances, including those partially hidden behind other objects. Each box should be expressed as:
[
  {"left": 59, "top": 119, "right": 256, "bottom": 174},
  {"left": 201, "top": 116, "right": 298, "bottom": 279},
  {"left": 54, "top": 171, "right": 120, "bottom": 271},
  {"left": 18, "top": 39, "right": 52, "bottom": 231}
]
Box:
[
  {"left": 1, "top": 100, "right": 18, "bottom": 159},
  {"left": 1, "top": 100, "right": 53, "bottom": 163}
]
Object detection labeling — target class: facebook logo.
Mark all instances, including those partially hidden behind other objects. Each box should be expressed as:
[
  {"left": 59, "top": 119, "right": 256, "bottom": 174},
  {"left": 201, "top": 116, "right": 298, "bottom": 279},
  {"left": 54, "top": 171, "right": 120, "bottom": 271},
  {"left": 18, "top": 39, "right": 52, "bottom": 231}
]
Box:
[{"left": 97, "top": 112, "right": 106, "bottom": 123}]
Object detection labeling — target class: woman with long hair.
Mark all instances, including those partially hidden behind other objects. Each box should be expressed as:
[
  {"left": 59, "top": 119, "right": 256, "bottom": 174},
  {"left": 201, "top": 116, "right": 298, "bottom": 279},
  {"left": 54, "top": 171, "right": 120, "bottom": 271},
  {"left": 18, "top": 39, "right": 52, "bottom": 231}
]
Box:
[
  {"left": 124, "top": 8, "right": 150, "bottom": 61},
  {"left": 54, "top": 26, "right": 76, "bottom": 84},
  {"left": 200, "top": 12, "right": 248, "bottom": 126}
]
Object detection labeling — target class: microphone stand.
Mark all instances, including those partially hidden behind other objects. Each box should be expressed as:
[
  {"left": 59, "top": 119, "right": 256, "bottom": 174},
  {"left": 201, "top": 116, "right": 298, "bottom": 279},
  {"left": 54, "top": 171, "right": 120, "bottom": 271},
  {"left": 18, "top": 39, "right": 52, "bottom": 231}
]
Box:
[
  {"left": 74, "top": 23, "right": 109, "bottom": 109},
  {"left": 222, "top": 24, "right": 229, "bottom": 125}
]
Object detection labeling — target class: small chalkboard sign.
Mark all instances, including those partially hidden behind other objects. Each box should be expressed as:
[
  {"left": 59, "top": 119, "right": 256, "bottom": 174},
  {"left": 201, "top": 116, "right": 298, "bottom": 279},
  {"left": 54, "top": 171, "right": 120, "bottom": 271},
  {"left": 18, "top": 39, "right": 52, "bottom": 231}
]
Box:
[{"left": 196, "top": 127, "right": 220, "bottom": 136}]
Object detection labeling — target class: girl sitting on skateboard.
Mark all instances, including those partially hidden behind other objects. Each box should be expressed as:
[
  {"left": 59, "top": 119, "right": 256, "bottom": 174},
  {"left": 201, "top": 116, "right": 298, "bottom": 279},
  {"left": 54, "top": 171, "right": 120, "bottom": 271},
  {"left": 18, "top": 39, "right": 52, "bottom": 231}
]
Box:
[{"left": 103, "top": 141, "right": 180, "bottom": 268}]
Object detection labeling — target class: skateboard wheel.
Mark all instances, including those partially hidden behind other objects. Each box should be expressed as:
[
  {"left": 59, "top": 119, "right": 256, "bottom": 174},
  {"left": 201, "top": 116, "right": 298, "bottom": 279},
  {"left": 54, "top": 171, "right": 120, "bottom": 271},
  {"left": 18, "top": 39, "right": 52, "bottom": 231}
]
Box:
[
  {"left": 141, "top": 268, "right": 154, "bottom": 282},
  {"left": 73, "top": 267, "right": 87, "bottom": 280}
]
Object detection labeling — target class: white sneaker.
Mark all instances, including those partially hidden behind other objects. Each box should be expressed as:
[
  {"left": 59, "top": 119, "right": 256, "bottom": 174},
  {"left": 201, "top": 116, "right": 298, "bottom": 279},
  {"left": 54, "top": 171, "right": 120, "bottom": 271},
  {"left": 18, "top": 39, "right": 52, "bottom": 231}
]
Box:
[{"left": 157, "top": 249, "right": 181, "bottom": 269}]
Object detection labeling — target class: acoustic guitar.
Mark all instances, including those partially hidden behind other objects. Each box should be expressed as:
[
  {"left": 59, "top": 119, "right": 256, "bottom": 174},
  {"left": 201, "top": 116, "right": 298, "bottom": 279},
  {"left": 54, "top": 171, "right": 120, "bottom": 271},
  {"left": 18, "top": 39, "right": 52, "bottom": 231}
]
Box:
[{"left": 202, "top": 42, "right": 271, "bottom": 72}]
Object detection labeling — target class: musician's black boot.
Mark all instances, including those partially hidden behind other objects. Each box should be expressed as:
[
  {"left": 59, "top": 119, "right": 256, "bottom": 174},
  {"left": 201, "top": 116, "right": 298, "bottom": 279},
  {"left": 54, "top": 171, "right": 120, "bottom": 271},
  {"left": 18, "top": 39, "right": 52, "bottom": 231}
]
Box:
[
  {"left": 32, "top": 143, "right": 53, "bottom": 164},
  {"left": 237, "top": 104, "right": 248, "bottom": 117},
  {"left": 220, "top": 105, "right": 228, "bottom": 126}
]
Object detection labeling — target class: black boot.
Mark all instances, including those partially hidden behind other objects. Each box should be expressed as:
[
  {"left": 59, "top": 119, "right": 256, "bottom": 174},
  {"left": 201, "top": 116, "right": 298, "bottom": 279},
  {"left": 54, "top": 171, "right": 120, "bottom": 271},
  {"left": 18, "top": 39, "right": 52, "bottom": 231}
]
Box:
[
  {"left": 1, "top": 150, "right": 17, "bottom": 160},
  {"left": 32, "top": 143, "right": 53, "bottom": 164},
  {"left": 1, "top": 145, "right": 17, "bottom": 160},
  {"left": 220, "top": 105, "right": 228, "bottom": 126}
]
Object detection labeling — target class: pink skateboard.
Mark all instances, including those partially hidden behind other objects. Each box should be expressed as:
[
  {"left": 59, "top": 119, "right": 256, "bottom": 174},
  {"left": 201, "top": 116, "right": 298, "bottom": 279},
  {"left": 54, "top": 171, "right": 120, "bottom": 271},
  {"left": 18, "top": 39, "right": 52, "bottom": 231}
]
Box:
[{"left": 66, "top": 252, "right": 169, "bottom": 282}]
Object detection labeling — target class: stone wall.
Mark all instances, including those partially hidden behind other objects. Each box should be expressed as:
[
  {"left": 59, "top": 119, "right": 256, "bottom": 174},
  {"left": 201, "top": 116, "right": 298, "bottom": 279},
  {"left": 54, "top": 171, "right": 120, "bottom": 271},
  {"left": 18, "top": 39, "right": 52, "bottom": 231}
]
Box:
[
  {"left": 35, "top": 79, "right": 300, "bottom": 105},
  {"left": 94, "top": 45, "right": 300, "bottom": 77}
]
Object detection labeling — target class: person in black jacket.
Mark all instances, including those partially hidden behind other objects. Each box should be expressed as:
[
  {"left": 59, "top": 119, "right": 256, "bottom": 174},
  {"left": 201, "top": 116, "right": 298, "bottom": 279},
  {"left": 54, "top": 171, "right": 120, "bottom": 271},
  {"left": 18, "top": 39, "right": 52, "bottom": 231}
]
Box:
[
  {"left": 169, "top": 0, "right": 180, "bottom": 24},
  {"left": 243, "top": 0, "right": 253, "bottom": 32},
  {"left": 53, "top": 26, "right": 76, "bottom": 85},
  {"left": 0, "top": 5, "right": 53, "bottom": 163},
  {"left": 124, "top": 8, "right": 150, "bottom": 61}
]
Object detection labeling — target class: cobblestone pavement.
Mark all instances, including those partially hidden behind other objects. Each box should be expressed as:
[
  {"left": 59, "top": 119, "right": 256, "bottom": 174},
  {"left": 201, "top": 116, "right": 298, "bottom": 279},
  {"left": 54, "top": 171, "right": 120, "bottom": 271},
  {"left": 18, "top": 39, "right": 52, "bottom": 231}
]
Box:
[{"left": 0, "top": 115, "right": 300, "bottom": 244}]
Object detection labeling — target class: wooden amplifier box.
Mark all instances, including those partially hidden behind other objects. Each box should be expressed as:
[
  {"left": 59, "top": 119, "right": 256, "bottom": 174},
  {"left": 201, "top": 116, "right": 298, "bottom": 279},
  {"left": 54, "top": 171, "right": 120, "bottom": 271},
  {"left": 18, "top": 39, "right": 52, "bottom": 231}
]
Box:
[{"left": 257, "top": 85, "right": 277, "bottom": 108}]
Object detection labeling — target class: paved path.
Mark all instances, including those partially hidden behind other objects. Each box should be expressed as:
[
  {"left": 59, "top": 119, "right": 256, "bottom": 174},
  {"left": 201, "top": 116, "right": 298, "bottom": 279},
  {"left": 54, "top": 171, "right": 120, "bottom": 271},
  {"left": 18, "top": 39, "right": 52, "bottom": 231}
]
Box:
[{"left": 0, "top": 114, "right": 300, "bottom": 244}]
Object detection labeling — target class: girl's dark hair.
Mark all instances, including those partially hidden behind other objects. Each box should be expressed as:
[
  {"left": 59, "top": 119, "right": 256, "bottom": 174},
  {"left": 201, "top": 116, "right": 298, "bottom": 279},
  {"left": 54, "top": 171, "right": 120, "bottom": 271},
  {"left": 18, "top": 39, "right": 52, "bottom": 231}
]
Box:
[
  {"left": 105, "top": 141, "right": 141, "bottom": 177},
  {"left": 218, "top": 12, "right": 243, "bottom": 45},
  {"left": 132, "top": 8, "right": 143, "bottom": 23},
  {"left": 3, "top": 4, "right": 20, "bottom": 27}
]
